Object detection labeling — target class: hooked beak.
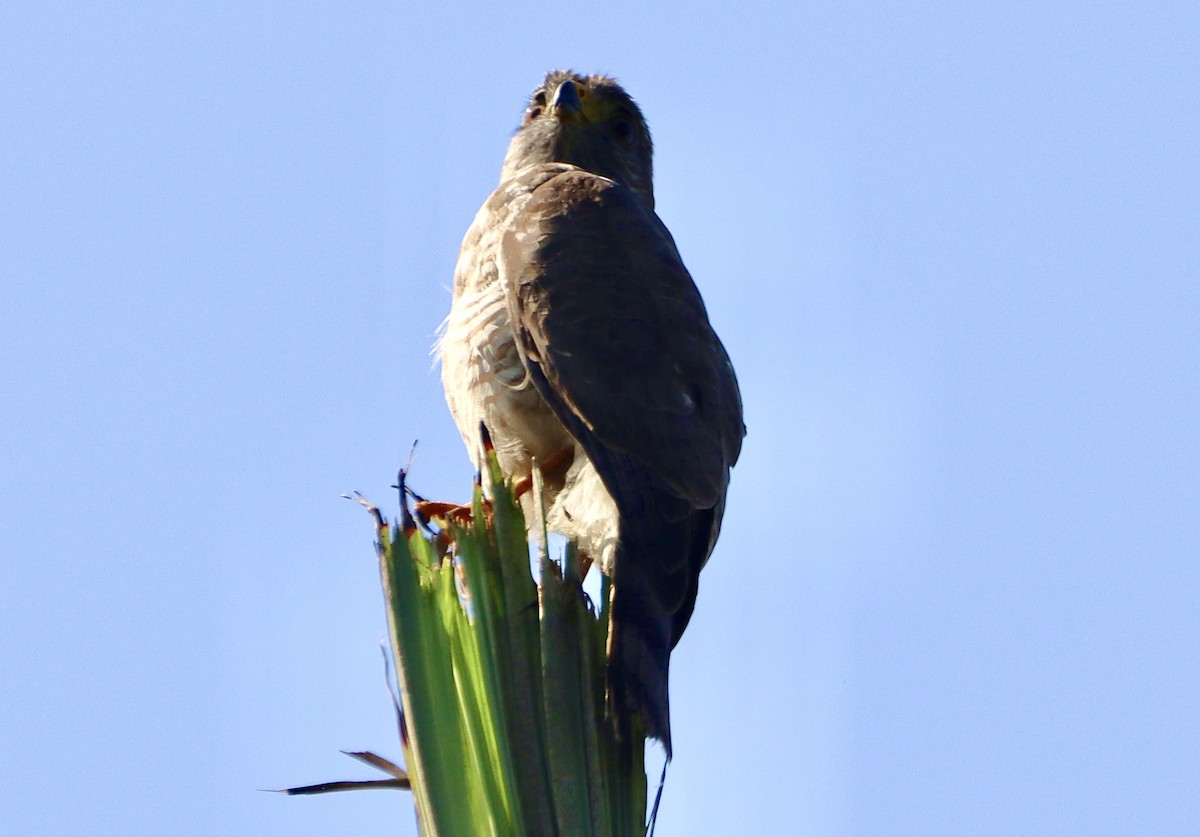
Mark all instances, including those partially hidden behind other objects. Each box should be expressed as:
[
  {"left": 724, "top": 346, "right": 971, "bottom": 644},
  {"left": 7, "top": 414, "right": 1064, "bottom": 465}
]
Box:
[{"left": 551, "top": 80, "right": 587, "bottom": 123}]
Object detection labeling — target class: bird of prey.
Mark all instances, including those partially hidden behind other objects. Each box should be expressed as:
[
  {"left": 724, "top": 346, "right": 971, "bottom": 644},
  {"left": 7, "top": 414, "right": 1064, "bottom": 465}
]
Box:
[{"left": 439, "top": 70, "right": 744, "bottom": 755}]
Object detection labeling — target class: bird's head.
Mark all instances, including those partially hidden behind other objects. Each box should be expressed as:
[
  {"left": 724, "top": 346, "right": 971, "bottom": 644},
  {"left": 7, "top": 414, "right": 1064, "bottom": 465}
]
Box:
[{"left": 500, "top": 71, "right": 655, "bottom": 208}]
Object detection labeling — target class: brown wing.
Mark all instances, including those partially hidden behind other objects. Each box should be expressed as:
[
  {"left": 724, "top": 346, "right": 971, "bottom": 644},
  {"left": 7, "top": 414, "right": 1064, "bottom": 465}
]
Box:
[
  {"left": 498, "top": 165, "right": 744, "bottom": 752},
  {"left": 500, "top": 167, "right": 743, "bottom": 509}
]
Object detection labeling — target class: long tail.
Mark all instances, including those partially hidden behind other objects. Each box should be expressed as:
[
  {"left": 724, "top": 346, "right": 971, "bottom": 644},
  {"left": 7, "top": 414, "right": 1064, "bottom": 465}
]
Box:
[
  {"left": 607, "top": 561, "right": 676, "bottom": 756},
  {"left": 606, "top": 502, "right": 714, "bottom": 758}
]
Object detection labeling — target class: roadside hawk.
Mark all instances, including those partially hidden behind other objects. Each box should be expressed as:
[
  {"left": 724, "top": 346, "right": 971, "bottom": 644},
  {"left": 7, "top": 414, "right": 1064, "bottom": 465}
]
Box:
[{"left": 439, "top": 70, "right": 744, "bottom": 755}]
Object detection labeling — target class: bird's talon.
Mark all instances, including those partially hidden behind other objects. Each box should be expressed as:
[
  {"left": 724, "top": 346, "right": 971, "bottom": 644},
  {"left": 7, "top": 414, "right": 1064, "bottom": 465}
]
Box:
[
  {"left": 414, "top": 497, "right": 497, "bottom": 530},
  {"left": 512, "top": 475, "right": 533, "bottom": 498},
  {"left": 414, "top": 500, "right": 473, "bottom": 526},
  {"left": 514, "top": 447, "right": 575, "bottom": 499}
]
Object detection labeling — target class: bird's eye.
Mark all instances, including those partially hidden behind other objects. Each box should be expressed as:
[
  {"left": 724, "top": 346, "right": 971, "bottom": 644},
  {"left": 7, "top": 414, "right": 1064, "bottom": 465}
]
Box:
[
  {"left": 522, "top": 90, "right": 547, "bottom": 126},
  {"left": 611, "top": 118, "right": 634, "bottom": 144}
]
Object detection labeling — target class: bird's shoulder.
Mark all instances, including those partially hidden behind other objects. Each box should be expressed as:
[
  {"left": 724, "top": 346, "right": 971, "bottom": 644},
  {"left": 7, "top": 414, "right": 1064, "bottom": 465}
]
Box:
[
  {"left": 453, "top": 163, "right": 602, "bottom": 295},
  {"left": 494, "top": 166, "right": 743, "bottom": 507}
]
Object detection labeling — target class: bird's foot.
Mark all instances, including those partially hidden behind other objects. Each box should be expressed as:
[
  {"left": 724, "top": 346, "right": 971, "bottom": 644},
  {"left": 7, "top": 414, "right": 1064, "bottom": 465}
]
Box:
[
  {"left": 511, "top": 476, "right": 534, "bottom": 499},
  {"left": 413, "top": 499, "right": 484, "bottom": 527},
  {"left": 512, "top": 447, "right": 575, "bottom": 498}
]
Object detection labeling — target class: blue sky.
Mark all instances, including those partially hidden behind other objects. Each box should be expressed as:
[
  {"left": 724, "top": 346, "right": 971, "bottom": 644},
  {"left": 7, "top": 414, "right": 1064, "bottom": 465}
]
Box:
[{"left": 3, "top": 2, "right": 1197, "bottom": 835}]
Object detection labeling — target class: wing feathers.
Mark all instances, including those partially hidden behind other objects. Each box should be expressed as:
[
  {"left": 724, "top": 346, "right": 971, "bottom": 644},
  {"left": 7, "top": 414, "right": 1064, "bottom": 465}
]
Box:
[
  {"left": 500, "top": 168, "right": 742, "bottom": 508},
  {"left": 495, "top": 165, "right": 744, "bottom": 752}
]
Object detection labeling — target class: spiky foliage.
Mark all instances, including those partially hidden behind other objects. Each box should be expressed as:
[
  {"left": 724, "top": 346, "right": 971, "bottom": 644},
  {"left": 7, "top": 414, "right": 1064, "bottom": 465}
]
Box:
[{"left": 376, "top": 450, "right": 650, "bottom": 836}]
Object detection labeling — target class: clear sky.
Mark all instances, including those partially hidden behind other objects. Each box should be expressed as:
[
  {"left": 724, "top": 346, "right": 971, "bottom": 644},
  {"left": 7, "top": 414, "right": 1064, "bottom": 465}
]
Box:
[{"left": 3, "top": 2, "right": 1197, "bottom": 835}]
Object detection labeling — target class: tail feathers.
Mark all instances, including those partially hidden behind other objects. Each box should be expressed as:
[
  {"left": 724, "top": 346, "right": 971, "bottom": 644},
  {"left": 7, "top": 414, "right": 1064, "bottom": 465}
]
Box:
[
  {"left": 607, "top": 601, "right": 674, "bottom": 757},
  {"left": 605, "top": 495, "right": 719, "bottom": 759}
]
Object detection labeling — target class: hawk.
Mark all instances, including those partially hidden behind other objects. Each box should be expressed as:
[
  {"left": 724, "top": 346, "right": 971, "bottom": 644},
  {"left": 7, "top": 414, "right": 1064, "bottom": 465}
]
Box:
[{"left": 439, "top": 70, "right": 744, "bottom": 755}]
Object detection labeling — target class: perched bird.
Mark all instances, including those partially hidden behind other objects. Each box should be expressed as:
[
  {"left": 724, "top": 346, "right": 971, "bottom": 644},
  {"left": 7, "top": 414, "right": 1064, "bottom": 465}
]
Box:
[{"left": 439, "top": 70, "right": 744, "bottom": 755}]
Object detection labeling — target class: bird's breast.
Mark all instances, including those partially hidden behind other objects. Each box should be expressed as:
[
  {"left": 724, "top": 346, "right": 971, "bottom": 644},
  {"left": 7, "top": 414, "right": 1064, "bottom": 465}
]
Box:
[
  {"left": 439, "top": 163, "right": 623, "bottom": 571},
  {"left": 441, "top": 257, "right": 571, "bottom": 480}
]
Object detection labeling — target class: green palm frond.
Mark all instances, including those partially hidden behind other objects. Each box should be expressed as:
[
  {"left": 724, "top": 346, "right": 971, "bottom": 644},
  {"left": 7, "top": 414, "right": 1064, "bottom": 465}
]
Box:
[{"left": 375, "top": 450, "right": 649, "bottom": 836}]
